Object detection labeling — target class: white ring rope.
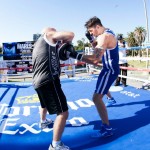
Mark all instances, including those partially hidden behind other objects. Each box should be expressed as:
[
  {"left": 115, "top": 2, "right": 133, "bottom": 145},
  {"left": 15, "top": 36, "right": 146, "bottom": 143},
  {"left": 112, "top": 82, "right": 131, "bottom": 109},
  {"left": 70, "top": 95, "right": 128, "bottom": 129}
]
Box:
[{"left": 0, "top": 46, "right": 149, "bottom": 83}]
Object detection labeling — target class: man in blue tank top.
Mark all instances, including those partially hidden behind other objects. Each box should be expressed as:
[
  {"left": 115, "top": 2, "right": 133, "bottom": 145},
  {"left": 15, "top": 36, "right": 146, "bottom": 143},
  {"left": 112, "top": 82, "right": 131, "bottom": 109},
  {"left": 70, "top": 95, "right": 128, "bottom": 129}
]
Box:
[
  {"left": 58, "top": 16, "right": 119, "bottom": 137},
  {"left": 84, "top": 16, "right": 119, "bottom": 137}
]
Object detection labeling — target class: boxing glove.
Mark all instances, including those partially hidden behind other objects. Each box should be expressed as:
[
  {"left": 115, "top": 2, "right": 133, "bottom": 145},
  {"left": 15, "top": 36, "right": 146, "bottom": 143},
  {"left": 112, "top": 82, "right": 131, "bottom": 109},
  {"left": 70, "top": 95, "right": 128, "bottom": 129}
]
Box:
[
  {"left": 58, "top": 43, "right": 69, "bottom": 61},
  {"left": 85, "top": 31, "right": 94, "bottom": 43},
  {"left": 59, "top": 43, "right": 83, "bottom": 61}
]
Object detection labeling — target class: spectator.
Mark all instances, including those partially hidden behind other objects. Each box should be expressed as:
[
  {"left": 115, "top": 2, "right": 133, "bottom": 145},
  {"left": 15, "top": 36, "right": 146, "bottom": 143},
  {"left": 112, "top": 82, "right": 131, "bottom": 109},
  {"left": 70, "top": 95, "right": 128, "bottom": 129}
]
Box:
[{"left": 115, "top": 35, "right": 128, "bottom": 87}]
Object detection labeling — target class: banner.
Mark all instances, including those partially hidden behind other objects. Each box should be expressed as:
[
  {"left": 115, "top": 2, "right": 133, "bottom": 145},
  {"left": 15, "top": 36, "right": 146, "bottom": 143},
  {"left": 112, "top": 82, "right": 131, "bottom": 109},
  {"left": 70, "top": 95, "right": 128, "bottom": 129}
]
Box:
[{"left": 2, "top": 41, "right": 34, "bottom": 74}]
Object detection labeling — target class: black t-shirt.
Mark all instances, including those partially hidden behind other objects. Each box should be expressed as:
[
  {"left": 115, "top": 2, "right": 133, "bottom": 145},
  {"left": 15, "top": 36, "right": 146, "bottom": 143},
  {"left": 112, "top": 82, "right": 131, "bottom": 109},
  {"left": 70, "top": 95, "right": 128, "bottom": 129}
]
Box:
[{"left": 32, "top": 35, "right": 60, "bottom": 89}]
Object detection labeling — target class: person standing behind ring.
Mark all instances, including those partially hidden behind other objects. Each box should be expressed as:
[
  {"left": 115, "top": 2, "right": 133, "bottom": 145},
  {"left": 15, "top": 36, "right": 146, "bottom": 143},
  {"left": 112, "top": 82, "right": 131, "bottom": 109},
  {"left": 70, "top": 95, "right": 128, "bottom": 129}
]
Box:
[{"left": 114, "top": 35, "right": 128, "bottom": 87}]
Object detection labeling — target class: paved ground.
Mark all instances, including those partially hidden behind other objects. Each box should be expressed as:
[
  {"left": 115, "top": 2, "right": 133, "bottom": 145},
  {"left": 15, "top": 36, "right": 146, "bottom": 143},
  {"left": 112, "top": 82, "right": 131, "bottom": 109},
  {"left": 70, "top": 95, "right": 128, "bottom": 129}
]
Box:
[{"left": 127, "top": 71, "right": 150, "bottom": 90}]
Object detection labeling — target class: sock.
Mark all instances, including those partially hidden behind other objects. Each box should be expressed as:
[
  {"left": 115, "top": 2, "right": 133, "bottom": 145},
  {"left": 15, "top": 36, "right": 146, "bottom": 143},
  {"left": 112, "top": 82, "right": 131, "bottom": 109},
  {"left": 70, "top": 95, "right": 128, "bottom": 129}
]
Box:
[
  {"left": 108, "top": 97, "right": 114, "bottom": 100},
  {"left": 41, "top": 119, "right": 46, "bottom": 123},
  {"left": 52, "top": 141, "right": 61, "bottom": 147}
]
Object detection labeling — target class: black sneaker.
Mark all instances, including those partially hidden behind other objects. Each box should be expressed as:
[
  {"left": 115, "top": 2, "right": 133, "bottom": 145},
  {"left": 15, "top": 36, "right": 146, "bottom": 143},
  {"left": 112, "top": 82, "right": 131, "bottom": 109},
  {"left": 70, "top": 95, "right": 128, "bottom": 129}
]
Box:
[{"left": 100, "top": 124, "right": 113, "bottom": 137}]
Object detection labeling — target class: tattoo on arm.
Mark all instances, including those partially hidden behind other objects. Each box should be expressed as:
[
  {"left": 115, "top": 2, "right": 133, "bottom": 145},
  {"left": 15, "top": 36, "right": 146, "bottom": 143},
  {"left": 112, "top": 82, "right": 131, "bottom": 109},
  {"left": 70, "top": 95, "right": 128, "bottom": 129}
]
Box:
[{"left": 94, "top": 47, "right": 103, "bottom": 59}]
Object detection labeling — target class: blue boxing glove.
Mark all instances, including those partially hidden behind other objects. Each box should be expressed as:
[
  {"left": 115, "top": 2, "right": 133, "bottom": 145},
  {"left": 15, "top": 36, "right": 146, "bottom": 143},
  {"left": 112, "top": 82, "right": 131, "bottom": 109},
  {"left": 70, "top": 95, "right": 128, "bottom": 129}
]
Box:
[
  {"left": 85, "top": 31, "right": 97, "bottom": 48},
  {"left": 85, "top": 31, "right": 94, "bottom": 43}
]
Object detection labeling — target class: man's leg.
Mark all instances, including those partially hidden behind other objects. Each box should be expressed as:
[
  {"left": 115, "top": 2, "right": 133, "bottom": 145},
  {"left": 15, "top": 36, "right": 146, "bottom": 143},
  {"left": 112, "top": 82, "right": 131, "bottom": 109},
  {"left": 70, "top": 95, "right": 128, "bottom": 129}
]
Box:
[
  {"left": 93, "top": 93, "right": 113, "bottom": 137},
  {"left": 105, "top": 91, "right": 116, "bottom": 107},
  {"left": 40, "top": 107, "right": 53, "bottom": 129},
  {"left": 106, "top": 91, "right": 112, "bottom": 99},
  {"left": 93, "top": 93, "right": 109, "bottom": 125},
  {"left": 50, "top": 111, "right": 70, "bottom": 149},
  {"left": 40, "top": 107, "right": 47, "bottom": 121},
  {"left": 114, "top": 64, "right": 121, "bottom": 86},
  {"left": 114, "top": 76, "right": 120, "bottom": 86},
  {"left": 53, "top": 111, "right": 69, "bottom": 141},
  {"left": 121, "top": 63, "right": 127, "bottom": 86}
]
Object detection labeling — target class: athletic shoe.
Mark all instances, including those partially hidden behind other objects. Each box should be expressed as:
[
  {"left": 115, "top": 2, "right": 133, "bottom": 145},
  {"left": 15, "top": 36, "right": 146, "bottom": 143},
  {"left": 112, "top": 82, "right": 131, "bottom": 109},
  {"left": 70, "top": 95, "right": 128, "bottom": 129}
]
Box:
[
  {"left": 123, "top": 84, "right": 127, "bottom": 87},
  {"left": 114, "top": 83, "right": 120, "bottom": 86},
  {"left": 40, "top": 119, "right": 53, "bottom": 129},
  {"left": 49, "top": 142, "right": 71, "bottom": 150},
  {"left": 105, "top": 97, "right": 116, "bottom": 107},
  {"left": 100, "top": 124, "right": 113, "bottom": 137}
]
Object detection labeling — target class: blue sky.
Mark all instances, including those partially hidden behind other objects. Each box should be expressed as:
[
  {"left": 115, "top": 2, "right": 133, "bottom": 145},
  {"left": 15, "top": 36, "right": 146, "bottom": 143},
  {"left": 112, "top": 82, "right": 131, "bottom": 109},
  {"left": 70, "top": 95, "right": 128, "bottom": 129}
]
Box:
[{"left": 0, "top": 0, "right": 150, "bottom": 45}]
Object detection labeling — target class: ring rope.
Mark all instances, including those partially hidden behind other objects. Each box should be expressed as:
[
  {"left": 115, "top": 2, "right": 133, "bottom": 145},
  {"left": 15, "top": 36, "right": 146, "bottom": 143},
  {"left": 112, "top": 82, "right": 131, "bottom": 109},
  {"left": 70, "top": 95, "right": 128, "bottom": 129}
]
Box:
[
  {"left": 0, "top": 60, "right": 32, "bottom": 62},
  {"left": 0, "top": 62, "right": 150, "bottom": 72},
  {"left": 0, "top": 64, "right": 149, "bottom": 84},
  {"left": 0, "top": 54, "right": 32, "bottom": 56},
  {"left": 0, "top": 57, "right": 150, "bottom": 63}
]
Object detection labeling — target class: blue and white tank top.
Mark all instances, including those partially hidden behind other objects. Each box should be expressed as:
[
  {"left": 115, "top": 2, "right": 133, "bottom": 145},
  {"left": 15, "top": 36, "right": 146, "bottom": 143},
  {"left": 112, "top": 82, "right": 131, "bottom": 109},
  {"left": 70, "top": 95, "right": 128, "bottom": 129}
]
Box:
[{"left": 102, "top": 29, "right": 119, "bottom": 74}]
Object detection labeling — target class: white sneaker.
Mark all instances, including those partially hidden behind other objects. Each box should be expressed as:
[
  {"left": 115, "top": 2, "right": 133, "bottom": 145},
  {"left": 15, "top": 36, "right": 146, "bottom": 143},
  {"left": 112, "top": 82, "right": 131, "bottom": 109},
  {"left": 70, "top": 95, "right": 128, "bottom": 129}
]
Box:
[
  {"left": 49, "top": 142, "right": 71, "bottom": 150},
  {"left": 40, "top": 119, "right": 53, "bottom": 129}
]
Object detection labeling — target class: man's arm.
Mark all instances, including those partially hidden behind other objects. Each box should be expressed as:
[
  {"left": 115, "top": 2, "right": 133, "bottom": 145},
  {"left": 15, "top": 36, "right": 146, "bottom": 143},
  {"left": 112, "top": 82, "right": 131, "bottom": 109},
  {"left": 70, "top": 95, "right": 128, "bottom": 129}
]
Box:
[
  {"left": 82, "top": 35, "right": 107, "bottom": 65},
  {"left": 81, "top": 47, "right": 104, "bottom": 65},
  {"left": 58, "top": 42, "right": 104, "bottom": 64},
  {"left": 82, "top": 32, "right": 107, "bottom": 65},
  {"left": 58, "top": 33, "right": 109, "bottom": 65},
  {"left": 59, "top": 34, "right": 107, "bottom": 65},
  {"left": 47, "top": 31, "right": 74, "bottom": 44}
]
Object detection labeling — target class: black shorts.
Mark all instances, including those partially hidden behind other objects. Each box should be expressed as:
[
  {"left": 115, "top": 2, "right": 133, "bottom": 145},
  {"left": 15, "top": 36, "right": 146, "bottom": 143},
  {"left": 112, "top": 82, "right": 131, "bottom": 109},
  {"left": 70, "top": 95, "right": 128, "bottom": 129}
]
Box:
[{"left": 36, "top": 78, "right": 68, "bottom": 115}]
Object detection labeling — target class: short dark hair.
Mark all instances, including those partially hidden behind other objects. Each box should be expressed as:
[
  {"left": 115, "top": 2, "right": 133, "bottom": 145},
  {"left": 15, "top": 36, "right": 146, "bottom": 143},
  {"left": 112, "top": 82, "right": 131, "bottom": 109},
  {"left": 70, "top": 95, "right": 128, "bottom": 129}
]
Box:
[
  {"left": 85, "top": 16, "right": 103, "bottom": 29},
  {"left": 117, "top": 35, "right": 123, "bottom": 40}
]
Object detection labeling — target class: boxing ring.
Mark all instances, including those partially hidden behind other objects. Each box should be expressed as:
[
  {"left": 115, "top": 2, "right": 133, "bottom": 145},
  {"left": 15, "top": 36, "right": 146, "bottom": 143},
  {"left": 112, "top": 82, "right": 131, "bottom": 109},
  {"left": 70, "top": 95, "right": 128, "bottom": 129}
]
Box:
[
  {"left": 0, "top": 76, "right": 150, "bottom": 150},
  {"left": 0, "top": 46, "right": 150, "bottom": 150}
]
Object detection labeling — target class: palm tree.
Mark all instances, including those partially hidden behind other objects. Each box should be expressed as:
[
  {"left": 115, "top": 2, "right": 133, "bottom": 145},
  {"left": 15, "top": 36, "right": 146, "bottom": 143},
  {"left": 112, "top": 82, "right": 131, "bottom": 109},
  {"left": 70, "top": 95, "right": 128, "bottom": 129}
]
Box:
[
  {"left": 76, "top": 40, "right": 84, "bottom": 50},
  {"left": 81, "top": 38, "right": 85, "bottom": 50},
  {"left": 84, "top": 42, "right": 91, "bottom": 48},
  {"left": 134, "top": 26, "right": 146, "bottom": 57},
  {"left": 126, "top": 32, "right": 138, "bottom": 47},
  {"left": 126, "top": 32, "right": 139, "bottom": 57},
  {"left": 134, "top": 26, "right": 146, "bottom": 45}
]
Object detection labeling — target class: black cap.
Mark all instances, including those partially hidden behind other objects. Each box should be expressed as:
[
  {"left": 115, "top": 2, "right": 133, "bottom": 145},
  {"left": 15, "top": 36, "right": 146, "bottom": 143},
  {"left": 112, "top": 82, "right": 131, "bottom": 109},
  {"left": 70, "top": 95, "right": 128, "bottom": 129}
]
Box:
[{"left": 117, "top": 35, "right": 123, "bottom": 40}]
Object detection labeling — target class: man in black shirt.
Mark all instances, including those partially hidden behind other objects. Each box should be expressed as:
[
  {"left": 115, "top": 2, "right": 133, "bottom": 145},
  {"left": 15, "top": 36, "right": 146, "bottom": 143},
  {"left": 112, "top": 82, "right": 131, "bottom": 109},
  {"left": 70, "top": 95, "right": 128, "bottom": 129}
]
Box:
[{"left": 32, "top": 27, "right": 74, "bottom": 150}]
